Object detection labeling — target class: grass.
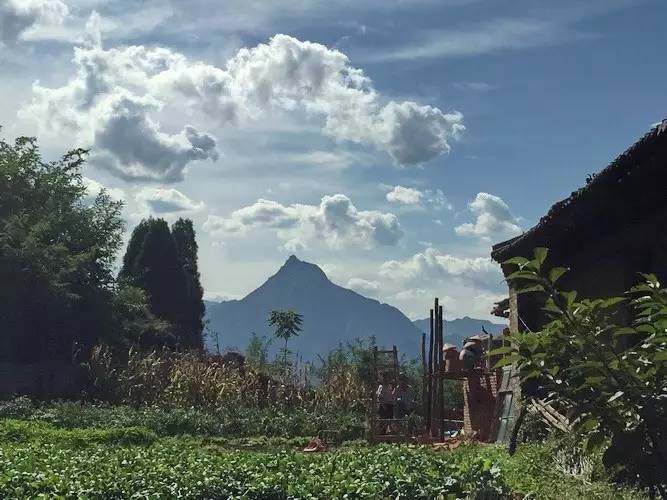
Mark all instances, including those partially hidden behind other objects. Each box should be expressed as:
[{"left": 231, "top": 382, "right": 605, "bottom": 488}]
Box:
[{"left": 0, "top": 416, "right": 649, "bottom": 499}]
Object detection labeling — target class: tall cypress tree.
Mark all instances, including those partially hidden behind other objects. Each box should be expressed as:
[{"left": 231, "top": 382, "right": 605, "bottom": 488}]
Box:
[
  {"left": 119, "top": 219, "right": 152, "bottom": 281},
  {"left": 120, "top": 218, "right": 188, "bottom": 348},
  {"left": 171, "top": 218, "right": 204, "bottom": 349}
]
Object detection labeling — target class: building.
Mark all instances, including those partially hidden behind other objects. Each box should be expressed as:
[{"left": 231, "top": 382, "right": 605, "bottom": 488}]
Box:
[
  {"left": 492, "top": 119, "right": 667, "bottom": 332},
  {"left": 489, "top": 119, "right": 667, "bottom": 444}
]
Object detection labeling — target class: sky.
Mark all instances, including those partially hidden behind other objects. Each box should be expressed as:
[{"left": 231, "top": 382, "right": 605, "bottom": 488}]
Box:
[{"left": 1, "top": 0, "right": 665, "bottom": 321}]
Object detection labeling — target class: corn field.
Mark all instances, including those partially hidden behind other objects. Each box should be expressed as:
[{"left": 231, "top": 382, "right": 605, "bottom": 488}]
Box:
[{"left": 86, "top": 346, "right": 370, "bottom": 413}]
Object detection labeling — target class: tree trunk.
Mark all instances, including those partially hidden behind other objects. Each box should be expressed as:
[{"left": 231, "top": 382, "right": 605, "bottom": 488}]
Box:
[{"left": 508, "top": 405, "right": 527, "bottom": 455}]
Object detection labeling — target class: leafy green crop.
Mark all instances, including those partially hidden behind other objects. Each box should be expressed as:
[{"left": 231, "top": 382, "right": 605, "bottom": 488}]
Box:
[
  {"left": 0, "top": 398, "right": 363, "bottom": 440},
  {"left": 0, "top": 440, "right": 505, "bottom": 498},
  {"left": 0, "top": 418, "right": 647, "bottom": 499}
]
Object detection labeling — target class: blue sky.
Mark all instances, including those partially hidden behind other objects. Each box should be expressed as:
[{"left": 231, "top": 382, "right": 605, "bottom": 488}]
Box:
[{"left": 1, "top": 0, "right": 665, "bottom": 320}]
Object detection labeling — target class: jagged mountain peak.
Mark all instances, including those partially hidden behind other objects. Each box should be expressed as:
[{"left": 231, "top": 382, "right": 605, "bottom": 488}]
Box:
[
  {"left": 271, "top": 254, "right": 329, "bottom": 283},
  {"left": 204, "top": 256, "right": 507, "bottom": 360},
  {"left": 205, "top": 256, "right": 421, "bottom": 358}
]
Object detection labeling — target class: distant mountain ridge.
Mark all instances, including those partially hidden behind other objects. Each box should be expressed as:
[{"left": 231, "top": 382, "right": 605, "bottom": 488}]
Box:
[{"left": 204, "top": 255, "right": 506, "bottom": 359}]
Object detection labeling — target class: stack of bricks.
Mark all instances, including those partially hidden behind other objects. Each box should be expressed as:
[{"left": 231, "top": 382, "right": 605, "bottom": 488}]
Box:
[{"left": 462, "top": 370, "right": 501, "bottom": 441}]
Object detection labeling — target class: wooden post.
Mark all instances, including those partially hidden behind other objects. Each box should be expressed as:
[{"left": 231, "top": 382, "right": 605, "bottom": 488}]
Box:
[
  {"left": 426, "top": 309, "right": 435, "bottom": 436},
  {"left": 438, "top": 305, "right": 445, "bottom": 441},
  {"left": 369, "top": 346, "right": 378, "bottom": 444},
  {"left": 433, "top": 298, "right": 440, "bottom": 437},
  {"left": 392, "top": 345, "right": 398, "bottom": 419},
  {"left": 421, "top": 332, "right": 427, "bottom": 426}
]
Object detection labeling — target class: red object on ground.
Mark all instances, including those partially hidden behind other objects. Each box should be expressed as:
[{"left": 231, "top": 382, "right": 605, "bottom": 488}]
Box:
[{"left": 302, "top": 437, "right": 327, "bottom": 452}]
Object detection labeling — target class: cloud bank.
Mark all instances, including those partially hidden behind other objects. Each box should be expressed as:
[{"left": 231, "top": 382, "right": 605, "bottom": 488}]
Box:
[
  {"left": 20, "top": 29, "right": 464, "bottom": 182},
  {"left": 204, "top": 194, "right": 403, "bottom": 250},
  {"left": 379, "top": 247, "right": 502, "bottom": 288},
  {"left": 136, "top": 187, "right": 205, "bottom": 213}
]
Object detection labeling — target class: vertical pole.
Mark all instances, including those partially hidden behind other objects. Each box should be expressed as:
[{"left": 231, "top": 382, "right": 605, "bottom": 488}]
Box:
[
  {"left": 369, "top": 346, "right": 378, "bottom": 444},
  {"left": 392, "top": 345, "right": 399, "bottom": 420},
  {"left": 433, "top": 298, "right": 439, "bottom": 437},
  {"left": 427, "top": 308, "right": 434, "bottom": 435},
  {"left": 439, "top": 305, "right": 445, "bottom": 441},
  {"left": 421, "top": 332, "right": 427, "bottom": 426}
]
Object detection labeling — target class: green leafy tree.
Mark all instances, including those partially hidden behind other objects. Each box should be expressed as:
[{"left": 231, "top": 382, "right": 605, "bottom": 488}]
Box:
[
  {"left": 111, "top": 284, "right": 175, "bottom": 349},
  {"left": 171, "top": 218, "right": 205, "bottom": 349},
  {"left": 268, "top": 310, "right": 303, "bottom": 376},
  {"left": 496, "top": 248, "right": 666, "bottom": 492},
  {"left": 0, "top": 134, "right": 124, "bottom": 362}
]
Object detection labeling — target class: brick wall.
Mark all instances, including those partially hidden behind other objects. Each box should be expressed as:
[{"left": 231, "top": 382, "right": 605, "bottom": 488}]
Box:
[{"left": 463, "top": 370, "right": 501, "bottom": 441}]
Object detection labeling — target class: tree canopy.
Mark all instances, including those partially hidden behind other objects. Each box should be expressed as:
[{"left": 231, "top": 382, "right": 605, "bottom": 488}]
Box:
[
  {"left": 0, "top": 135, "right": 123, "bottom": 362},
  {"left": 120, "top": 217, "right": 204, "bottom": 349}
]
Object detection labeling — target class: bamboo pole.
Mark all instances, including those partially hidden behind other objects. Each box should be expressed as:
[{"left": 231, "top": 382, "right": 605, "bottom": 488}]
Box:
[
  {"left": 438, "top": 305, "right": 445, "bottom": 441},
  {"left": 433, "top": 298, "right": 440, "bottom": 437},
  {"left": 427, "top": 308, "right": 434, "bottom": 435},
  {"left": 421, "top": 332, "right": 427, "bottom": 426}
]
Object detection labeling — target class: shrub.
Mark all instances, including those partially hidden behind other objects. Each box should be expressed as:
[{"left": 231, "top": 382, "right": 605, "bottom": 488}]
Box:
[{"left": 498, "top": 248, "right": 666, "bottom": 492}]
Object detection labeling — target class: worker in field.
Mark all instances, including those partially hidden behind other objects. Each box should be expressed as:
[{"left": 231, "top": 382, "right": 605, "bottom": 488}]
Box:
[
  {"left": 376, "top": 373, "right": 395, "bottom": 420},
  {"left": 393, "top": 373, "right": 415, "bottom": 418}
]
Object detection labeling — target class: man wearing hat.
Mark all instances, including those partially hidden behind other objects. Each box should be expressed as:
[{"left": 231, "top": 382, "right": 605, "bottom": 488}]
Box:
[{"left": 459, "top": 339, "right": 483, "bottom": 370}]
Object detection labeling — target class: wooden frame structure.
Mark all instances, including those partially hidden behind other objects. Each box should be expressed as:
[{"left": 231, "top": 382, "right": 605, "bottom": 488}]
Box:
[{"left": 367, "top": 297, "right": 505, "bottom": 444}]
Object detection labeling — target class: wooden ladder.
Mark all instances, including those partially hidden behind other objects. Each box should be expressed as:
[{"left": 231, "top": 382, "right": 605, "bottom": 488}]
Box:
[{"left": 369, "top": 346, "right": 413, "bottom": 443}]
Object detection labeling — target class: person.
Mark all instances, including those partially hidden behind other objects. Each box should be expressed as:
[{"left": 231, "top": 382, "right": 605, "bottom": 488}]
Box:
[
  {"left": 376, "top": 373, "right": 395, "bottom": 420},
  {"left": 459, "top": 340, "right": 483, "bottom": 370},
  {"left": 393, "top": 373, "right": 415, "bottom": 418}
]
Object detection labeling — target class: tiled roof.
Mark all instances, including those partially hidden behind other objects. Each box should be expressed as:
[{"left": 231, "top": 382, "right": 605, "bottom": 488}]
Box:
[{"left": 492, "top": 119, "right": 667, "bottom": 263}]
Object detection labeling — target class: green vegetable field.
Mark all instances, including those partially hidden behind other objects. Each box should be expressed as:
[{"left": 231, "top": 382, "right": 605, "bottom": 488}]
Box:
[{"left": 0, "top": 418, "right": 646, "bottom": 499}]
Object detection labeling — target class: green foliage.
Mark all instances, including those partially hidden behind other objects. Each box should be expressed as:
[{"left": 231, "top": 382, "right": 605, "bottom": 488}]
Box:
[
  {"left": 0, "top": 402, "right": 648, "bottom": 499},
  {"left": 0, "top": 419, "right": 646, "bottom": 499},
  {"left": 0, "top": 134, "right": 124, "bottom": 362},
  {"left": 0, "top": 398, "right": 363, "bottom": 439},
  {"left": 171, "top": 218, "right": 205, "bottom": 349},
  {"left": 120, "top": 218, "right": 187, "bottom": 346},
  {"left": 245, "top": 333, "right": 273, "bottom": 371},
  {"left": 0, "top": 434, "right": 508, "bottom": 498},
  {"left": 498, "top": 248, "right": 667, "bottom": 491},
  {"left": 120, "top": 217, "right": 204, "bottom": 349},
  {"left": 268, "top": 310, "right": 303, "bottom": 343},
  {"left": 0, "top": 419, "right": 156, "bottom": 446},
  {"left": 469, "top": 440, "right": 647, "bottom": 500},
  {"left": 268, "top": 310, "right": 303, "bottom": 375}
]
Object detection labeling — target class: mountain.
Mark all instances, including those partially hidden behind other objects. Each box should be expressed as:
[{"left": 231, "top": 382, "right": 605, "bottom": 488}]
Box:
[
  {"left": 204, "top": 256, "right": 423, "bottom": 359},
  {"left": 412, "top": 317, "right": 507, "bottom": 349}
]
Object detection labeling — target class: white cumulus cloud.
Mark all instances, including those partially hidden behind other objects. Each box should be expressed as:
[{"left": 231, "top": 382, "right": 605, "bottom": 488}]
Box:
[
  {"left": 379, "top": 247, "right": 502, "bottom": 288},
  {"left": 19, "top": 30, "right": 463, "bottom": 183},
  {"left": 136, "top": 187, "right": 205, "bottom": 213},
  {"left": 386, "top": 185, "right": 423, "bottom": 205},
  {"left": 455, "top": 192, "right": 522, "bottom": 241},
  {"left": 386, "top": 185, "right": 452, "bottom": 210},
  {"left": 204, "top": 194, "right": 403, "bottom": 250}
]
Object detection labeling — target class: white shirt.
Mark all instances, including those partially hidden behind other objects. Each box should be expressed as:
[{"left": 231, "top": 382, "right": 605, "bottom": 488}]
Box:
[{"left": 376, "top": 384, "right": 395, "bottom": 404}]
